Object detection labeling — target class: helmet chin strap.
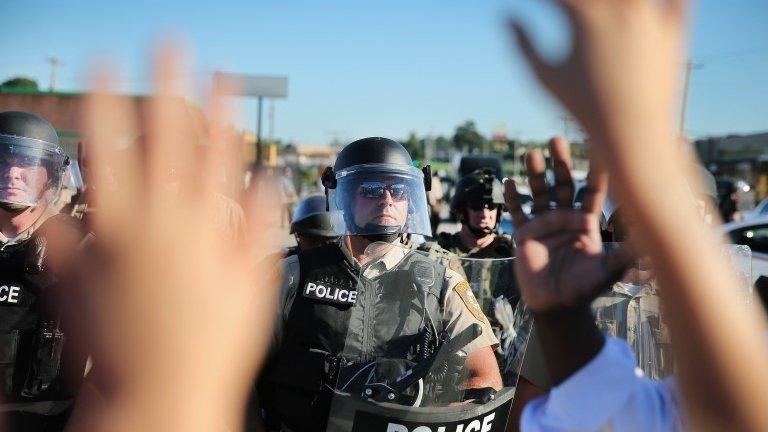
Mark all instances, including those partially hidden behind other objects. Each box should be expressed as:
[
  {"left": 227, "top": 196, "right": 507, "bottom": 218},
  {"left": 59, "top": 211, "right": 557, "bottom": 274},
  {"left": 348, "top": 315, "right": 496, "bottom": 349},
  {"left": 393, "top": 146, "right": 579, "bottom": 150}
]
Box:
[
  {"left": 360, "top": 223, "right": 401, "bottom": 244},
  {"left": 466, "top": 224, "right": 493, "bottom": 238}
]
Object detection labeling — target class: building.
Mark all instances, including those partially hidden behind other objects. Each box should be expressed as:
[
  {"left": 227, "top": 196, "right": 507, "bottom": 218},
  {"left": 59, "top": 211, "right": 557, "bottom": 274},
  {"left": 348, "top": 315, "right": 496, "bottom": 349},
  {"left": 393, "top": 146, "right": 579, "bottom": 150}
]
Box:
[{"left": 695, "top": 132, "right": 768, "bottom": 201}]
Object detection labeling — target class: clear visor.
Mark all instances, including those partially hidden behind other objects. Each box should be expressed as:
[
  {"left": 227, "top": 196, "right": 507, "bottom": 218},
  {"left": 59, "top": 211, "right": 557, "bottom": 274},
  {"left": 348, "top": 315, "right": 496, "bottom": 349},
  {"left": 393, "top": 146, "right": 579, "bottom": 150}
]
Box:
[
  {"left": 328, "top": 163, "right": 432, "bottom": 237},
  {"left": 0, "top": 134, "right": 67, "bottom": 208}
]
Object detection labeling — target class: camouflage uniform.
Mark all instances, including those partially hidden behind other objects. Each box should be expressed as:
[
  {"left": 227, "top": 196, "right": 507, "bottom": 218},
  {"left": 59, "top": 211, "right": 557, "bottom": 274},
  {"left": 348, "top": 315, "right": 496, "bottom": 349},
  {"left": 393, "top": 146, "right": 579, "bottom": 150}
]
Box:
[{"left": 435, "top": 232, "right": 514, "bottom": 260}]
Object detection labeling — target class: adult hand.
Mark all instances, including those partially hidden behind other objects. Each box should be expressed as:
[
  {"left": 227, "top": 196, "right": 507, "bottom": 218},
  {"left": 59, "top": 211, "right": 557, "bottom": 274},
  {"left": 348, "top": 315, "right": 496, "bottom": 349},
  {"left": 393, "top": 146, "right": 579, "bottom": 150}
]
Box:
[
  {"left": 71, "top": 45, "right": 281, "bottom": 431},
  {"left": 504, "top": 137, "right": 632, "bottom": 312},
  {"left": 510, "top": 0, "right": 687, "bottom": 142}
]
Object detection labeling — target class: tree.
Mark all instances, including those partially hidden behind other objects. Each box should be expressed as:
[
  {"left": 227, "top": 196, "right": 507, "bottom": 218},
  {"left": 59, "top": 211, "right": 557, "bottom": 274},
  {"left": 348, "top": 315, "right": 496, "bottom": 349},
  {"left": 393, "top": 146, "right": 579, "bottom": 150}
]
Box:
[
  {"left": 452, "top": 121, "right": 486, "bottom": 154},
  {"left": 403, "top": 132, "right": 424, "bottom": 161},
  {"left": 1, "top": 77, "right": 39, "bottom": 90}
]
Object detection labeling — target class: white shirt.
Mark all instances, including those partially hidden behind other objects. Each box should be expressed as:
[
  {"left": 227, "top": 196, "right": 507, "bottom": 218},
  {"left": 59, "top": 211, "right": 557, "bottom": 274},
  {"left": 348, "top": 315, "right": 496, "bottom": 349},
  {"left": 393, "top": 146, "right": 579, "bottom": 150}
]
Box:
[{"left": 521, "top": 337, "right": 683, "bottom": 432}]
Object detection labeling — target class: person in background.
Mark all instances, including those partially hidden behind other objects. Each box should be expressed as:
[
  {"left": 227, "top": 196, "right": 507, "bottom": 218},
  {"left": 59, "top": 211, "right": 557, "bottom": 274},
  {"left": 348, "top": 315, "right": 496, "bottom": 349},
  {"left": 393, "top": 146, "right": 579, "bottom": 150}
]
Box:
[
  {"left": 287, "top": 193, "right": 337, "bottom": 254},
  {"left": 0, "top": 111, "right": 93, "bottom": 432},
  {"left": 280, "top": 166, "right": 298, "bottom": 228}
]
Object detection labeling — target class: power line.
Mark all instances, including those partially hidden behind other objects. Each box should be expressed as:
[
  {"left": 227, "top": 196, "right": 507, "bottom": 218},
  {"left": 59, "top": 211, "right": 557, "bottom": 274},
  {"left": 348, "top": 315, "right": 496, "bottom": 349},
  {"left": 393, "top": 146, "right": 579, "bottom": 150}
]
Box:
[{"left": 692, "top": 45, "right": 768, "bottom": 62}]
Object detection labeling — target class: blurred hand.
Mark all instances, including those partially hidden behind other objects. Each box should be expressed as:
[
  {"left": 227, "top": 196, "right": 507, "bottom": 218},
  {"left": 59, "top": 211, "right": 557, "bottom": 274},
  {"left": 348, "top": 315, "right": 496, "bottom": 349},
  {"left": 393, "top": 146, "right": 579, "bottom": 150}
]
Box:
[
  {"left": 504, "top": 137, "right": 632, "bottom": 312},
  {"left": 75, "top": 46, "right": 280, "bottom": 430},
  {"left": 511, "top": 0, "right": 687, "bottom": 142}
]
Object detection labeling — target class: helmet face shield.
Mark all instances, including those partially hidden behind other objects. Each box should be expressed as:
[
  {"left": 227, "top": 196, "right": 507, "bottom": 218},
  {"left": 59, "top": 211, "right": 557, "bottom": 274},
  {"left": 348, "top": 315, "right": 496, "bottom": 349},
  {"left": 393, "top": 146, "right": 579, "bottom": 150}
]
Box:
[
  {"left": 329, "top": 163, "right": 431, "bottom": 237},
  {"left": 0, "top": 134, "right": 68, "bottom": 208}
]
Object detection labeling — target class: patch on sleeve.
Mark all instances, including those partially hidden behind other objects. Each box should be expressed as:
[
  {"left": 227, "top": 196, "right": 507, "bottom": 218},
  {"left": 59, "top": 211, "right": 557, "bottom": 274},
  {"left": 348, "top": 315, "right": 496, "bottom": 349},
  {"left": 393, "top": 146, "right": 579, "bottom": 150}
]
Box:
[{"left": 453, "top": 280, "right": 486, "bottom": 323}]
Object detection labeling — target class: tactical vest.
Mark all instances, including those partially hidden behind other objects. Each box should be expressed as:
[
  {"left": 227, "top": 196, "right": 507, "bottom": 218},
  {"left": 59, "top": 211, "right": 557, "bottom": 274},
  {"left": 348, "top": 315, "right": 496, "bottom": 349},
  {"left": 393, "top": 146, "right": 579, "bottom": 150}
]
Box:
[
  {"left": 436, "top": 232, "right": 515, "bottom": 259},
  {"left": 261, "top": 242, "right": 448, "bottom": 431},
  {"left": 0, "top": 214, "right": 89, "bottom": 412}
]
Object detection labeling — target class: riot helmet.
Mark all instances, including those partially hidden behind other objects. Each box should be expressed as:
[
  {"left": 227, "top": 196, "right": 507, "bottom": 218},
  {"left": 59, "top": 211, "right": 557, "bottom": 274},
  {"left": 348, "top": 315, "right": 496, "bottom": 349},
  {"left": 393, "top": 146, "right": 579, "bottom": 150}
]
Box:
[
  {"left": 451, "top": 168, "right": 505, "bottom": 235},
  {"left": 0, "top": 111, "right": 69, "bottom": 211},
  {"left": 290, "top": 194, "right": 337, "bottom": 239},
  {"left": 322, "top": 137, "right": 432, "bottom": 239}
]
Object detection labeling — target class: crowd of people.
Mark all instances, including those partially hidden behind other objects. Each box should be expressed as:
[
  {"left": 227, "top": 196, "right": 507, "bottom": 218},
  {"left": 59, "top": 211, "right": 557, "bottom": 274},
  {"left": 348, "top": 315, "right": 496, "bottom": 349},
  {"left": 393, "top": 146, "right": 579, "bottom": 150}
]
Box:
[{"left": 2, "top": 0, "right": 767, "bottom": 431}]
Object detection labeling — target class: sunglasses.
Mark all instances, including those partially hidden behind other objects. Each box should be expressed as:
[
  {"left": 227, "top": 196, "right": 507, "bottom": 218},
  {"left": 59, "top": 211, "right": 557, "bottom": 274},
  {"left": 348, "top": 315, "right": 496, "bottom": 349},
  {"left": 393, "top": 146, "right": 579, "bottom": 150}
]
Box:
[
  {"left": 467, "top": 203, "right": 496, "bottom": 211},
  {"left": 358, "top": 181, "right": 408, "bottom": 201}
]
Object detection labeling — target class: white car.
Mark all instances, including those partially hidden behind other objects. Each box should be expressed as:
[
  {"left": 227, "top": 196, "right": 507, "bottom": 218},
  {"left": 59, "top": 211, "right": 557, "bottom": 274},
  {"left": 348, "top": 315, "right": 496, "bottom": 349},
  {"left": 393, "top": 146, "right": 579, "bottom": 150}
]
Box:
[
  {"left": 743, "top": 198, "right": 768, "bottom": 220},
  {"left": 722, "top": 215, "right": 768, "bottom": 282}
]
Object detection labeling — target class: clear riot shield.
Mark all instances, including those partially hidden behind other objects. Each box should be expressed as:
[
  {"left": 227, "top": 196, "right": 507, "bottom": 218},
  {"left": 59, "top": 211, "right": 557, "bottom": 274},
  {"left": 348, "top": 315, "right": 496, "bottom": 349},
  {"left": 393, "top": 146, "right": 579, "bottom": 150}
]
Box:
[
  {"left": 592, "top": 243, "right": 753, "bottom": 380},
  {"left": 326, "top": 242, "right": 527, "bottom": 432},
  {"left": 459, "top": 257, "right": 532, "bottom": 387}
]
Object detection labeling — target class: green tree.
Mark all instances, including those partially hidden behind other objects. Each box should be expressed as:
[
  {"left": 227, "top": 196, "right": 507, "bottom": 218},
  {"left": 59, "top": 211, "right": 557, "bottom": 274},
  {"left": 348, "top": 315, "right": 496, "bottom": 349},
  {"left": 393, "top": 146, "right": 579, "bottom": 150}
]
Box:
[
  {"left": 452, "top": 120, "right": 486, "bottom": 154},
  {"left": 403, "top": 132, "right": 424, "bottom": 161},
  {"left": 1, "top": 77, "right": 39, "bottom": 90}
]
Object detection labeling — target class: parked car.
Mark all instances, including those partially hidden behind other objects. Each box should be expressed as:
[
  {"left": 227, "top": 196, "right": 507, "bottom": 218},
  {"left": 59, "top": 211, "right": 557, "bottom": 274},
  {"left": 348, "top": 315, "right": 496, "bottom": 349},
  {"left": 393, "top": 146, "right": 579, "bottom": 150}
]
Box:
[
  {"left": 743, "top": 197, "right": 768, "bottom": 220},
  {"left": 722, "top": 215, "right": 768, "bottom": 283}
]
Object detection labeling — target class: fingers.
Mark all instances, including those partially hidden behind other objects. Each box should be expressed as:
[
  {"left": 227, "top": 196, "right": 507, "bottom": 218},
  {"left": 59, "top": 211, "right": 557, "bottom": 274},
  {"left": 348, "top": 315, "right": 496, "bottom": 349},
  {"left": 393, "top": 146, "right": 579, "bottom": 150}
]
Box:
[
  {"left": 666, "top": 0, "right": 690, "bottom": 21},
  {"left": 201, "top": 77, "right": 238, "bottom": 199},
  {"left": 503, "top": 178, "right": 528, "bottom": 228},
  {"left": 514, "top": 210, "right": 594, "bottom": 242},
  {"left": 525, "top": 150, "right": 549, "bottom": 215},
  {"left": 581, "top": 162, "right": 609, "bottom": 217},
  {"left": 145, "top": 42, "right": 196, "bottom": 206},
  {"left": 549, "top": 137, "right": 575, "bottom": 209},
  {"left": 509, "top": 21, "right": 552, "bottom": 85},
  {"left": 83, "top": 67, "right": 140, "bottom": 240}
]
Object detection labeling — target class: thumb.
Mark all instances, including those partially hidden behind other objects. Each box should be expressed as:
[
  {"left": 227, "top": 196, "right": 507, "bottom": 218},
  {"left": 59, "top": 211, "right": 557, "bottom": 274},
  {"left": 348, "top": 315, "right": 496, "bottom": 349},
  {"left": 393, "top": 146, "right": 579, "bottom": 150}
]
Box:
[{"left": 509, "top": 20, "right": 553, "bottom": 85}]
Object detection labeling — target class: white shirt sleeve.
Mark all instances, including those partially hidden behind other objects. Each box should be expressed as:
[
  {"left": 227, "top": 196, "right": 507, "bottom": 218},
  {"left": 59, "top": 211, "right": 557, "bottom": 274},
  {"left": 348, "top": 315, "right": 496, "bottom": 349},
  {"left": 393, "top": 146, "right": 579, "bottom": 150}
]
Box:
[{"left": 521, "top": 337, "right": 683, "bottom": 432}]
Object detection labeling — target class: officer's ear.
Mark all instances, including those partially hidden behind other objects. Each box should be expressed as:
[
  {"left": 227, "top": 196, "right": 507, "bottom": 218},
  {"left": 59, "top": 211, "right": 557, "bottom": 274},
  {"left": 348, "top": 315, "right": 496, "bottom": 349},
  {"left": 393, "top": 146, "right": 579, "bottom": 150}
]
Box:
[
  {"left": 422, "top": 165, "right": 432, "bottom": 191},
  {"left": 321, "top": 166, "right": 336, "bottom": 211}
]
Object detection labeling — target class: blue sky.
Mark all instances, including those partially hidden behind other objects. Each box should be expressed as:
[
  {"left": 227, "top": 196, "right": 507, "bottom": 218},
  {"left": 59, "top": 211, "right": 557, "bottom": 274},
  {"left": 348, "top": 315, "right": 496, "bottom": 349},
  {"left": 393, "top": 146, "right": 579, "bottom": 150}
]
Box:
[{"left": 2, "top": 0, "right": 766, "bottom": 145}]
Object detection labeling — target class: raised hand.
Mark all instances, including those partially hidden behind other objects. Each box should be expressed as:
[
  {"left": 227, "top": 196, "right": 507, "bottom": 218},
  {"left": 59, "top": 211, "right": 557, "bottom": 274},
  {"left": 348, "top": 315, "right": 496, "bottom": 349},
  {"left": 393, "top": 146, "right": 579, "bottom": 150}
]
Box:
[
  {"left": 510, "top": 0, "right": 687, "bottom": 143},
  {"left": 504, "top": 137, "right": 631, "bottom": 312},
  {"left": 71, "top": 46, "right": 280, "bottom": 431}
]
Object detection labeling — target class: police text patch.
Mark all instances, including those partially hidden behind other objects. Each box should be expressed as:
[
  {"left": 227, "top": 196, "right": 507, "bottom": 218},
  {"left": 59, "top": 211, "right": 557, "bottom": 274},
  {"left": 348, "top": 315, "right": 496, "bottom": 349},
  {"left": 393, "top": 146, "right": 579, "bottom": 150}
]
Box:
[
  {"left": 0, "top": 285, "right": 21, "bottom": 304},
  {"left": 303, "top": 281, "right": 357, "bottom": 306}
]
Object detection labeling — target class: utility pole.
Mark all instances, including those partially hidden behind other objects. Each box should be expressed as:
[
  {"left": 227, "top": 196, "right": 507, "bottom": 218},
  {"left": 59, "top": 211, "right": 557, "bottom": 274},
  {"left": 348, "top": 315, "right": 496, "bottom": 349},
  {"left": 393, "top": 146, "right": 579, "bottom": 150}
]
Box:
[
  {"left": 46, "top": 57, "right": 63, "bottom": 92},
  {"left": 256, "top": 96, "right": 264, "bottom": 165},
  {"left": 559, "top": 115, "right": 572, "bottom": 140},
  {"left": 679, "top": 59, "right": 703, "bottom": 138},
  {"left": 268, "top": 99, "right": 275, "bottom": 140}
]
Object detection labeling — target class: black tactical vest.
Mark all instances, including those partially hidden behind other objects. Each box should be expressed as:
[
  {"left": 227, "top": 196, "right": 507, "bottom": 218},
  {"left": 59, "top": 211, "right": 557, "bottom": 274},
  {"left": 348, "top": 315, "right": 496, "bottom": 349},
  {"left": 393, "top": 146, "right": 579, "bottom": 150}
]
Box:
[
  {"left": 0, "top": 214, "right": 88, "bottom": 409},
  {"left": 261, "top": 242, "right": 448, "bottom": 431}
]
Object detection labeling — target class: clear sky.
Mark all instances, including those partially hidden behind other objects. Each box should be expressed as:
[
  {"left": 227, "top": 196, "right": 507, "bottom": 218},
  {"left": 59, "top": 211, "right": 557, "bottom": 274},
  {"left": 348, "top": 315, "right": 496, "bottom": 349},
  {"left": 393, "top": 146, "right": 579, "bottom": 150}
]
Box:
[{"left": 2, "top": 0, "right": 766, "bottom": 145}]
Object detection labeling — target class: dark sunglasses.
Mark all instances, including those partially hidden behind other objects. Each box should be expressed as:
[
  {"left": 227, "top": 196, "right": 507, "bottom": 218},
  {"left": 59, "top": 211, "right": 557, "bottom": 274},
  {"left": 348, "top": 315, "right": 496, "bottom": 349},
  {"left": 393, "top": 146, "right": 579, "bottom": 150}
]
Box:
[
  {"left": 358, "top": 181, "right": 408, "bottom": 201},
  {"left": 467, "top": 202, "right": 496, "bottom": 211}
]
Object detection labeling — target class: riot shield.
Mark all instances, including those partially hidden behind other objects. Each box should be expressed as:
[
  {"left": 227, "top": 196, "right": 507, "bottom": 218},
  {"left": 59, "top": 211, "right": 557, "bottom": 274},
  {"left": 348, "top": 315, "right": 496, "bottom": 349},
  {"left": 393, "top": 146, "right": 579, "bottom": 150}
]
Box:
[
  {"left": 459, "top": 256, "right": 532, "bottom": 387},
  {"left": 592, "top": 243, "right": 753, "bottom": 380},
  {"left": 326, "top": 242, "right": 528, "bottom": 432}
]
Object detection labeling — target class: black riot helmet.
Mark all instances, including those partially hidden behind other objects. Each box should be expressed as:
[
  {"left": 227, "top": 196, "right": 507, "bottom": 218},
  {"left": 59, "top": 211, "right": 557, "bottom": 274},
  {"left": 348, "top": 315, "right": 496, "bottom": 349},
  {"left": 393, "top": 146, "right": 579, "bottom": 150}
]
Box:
[
  {"left": 451, "top": 168, "right": 505, "bottom": 234},
  {"left": 322, "top": 137, "right": 433, "bottom": 238},
  {"left": 290, "top": 194, "right": 337, "bottom": 239},
  {"left": 0, "top": 111, "right": 69, "bottom": 211}
]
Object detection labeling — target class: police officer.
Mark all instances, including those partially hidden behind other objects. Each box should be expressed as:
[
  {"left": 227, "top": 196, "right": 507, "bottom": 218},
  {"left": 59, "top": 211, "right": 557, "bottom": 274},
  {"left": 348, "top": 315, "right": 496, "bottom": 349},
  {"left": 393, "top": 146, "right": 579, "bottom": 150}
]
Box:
[
  {"left": 287, "top": 194, "right": 338, "bottom": 255},
  {"left": 0, "top": 111, "right": 91, "bottom": 431},
  {"left": 258, "top": 137, "right": 501, "bottom": 431},
  {"left": 437, "top": 168, "right": 514, "bottom": 259}
]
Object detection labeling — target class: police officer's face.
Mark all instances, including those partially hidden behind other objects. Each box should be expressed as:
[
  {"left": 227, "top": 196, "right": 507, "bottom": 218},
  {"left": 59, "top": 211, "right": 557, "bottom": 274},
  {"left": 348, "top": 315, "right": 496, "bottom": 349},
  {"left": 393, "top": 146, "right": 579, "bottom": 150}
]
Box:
[
  {"left": 0, "top": 154, "right": 50, "bottom": 204},
  {"left": 466, "top": 203, "right": 497, "bottom": 233},
  {"left": 353, "top": 180, "right": 409, "bottom": 228}
]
